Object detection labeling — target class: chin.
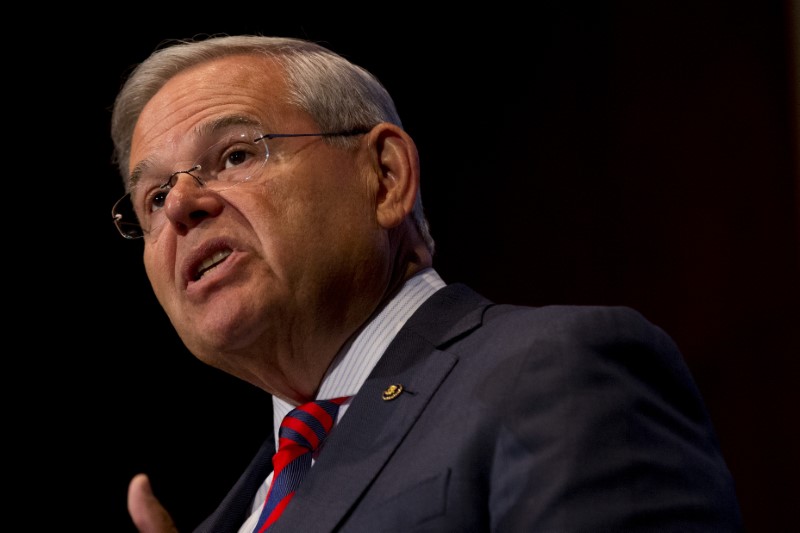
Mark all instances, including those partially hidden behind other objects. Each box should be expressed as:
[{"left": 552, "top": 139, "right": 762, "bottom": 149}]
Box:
[{"left": 181, "top": 314, "right": 258, "bottom": 355}]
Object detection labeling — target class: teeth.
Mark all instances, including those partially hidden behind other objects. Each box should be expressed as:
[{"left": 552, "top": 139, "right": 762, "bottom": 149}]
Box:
[{"left": 197, "top": 250, "right": 232, "bottom": 279}]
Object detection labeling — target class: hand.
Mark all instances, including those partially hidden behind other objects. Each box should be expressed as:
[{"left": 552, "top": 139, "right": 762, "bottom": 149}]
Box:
[{"left": 128, "top": 473, "right": 180, "bottom": 533}]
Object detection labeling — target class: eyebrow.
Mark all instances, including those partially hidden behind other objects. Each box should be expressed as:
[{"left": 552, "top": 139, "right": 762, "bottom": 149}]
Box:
[{"left": 127, "top": 114, "right": 265, "bottom": 189}]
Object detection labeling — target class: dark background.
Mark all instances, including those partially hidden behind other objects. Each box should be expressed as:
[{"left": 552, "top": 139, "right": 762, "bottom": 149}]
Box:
[{"left": 41, "top": 3, "right": 799, "bottom": 531}]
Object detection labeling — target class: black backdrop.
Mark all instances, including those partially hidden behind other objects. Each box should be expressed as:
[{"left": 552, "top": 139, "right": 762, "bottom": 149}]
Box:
[{"left": 36, "top": 3, "right": 799, "bottom": 532}]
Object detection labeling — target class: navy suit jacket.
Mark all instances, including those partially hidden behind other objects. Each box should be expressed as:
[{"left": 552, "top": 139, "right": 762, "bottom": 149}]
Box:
[{"left": 196, "top": 284, "right": 742, "bottom": 532}]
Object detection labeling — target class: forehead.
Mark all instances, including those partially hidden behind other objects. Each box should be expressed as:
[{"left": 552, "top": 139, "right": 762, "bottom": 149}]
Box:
[{"left": 130, "top": 54, "right": 304, "bottom": 172}]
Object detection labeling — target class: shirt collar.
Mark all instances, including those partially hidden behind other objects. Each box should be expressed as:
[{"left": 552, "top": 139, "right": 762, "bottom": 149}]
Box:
[{"left": 272, "top": 267, "right": 445, "bottom": 435}]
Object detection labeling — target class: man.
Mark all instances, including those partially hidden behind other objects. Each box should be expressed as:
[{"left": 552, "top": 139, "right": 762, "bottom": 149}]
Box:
[{"left": 111, "top": 34, "right": 742, "bottom": 532}]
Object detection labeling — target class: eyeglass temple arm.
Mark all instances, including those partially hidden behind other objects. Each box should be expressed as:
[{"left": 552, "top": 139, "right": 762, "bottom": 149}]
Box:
[{"left": 258, "top": 127, "right": 373, "bottom": 142}]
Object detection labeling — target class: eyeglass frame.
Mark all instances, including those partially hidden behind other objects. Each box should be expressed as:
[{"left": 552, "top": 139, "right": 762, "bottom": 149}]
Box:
[{"left": 111, "top": 127, "right": 372, "bottom": 240}]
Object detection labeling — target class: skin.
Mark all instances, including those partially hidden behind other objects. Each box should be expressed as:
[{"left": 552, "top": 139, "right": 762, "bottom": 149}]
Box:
[{"left": 126, "top": 54, "right": 432, "bottom": 532}]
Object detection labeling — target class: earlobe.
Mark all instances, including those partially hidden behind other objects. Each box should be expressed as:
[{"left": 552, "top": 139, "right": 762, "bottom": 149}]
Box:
[{"left": 370, "top": 124, "right": 420, "bottom": 229}]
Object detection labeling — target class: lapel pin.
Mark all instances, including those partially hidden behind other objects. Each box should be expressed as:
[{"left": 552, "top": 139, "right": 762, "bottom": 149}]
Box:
[{"left": 382, "top": 384, "right": 404, "bottom": 401}]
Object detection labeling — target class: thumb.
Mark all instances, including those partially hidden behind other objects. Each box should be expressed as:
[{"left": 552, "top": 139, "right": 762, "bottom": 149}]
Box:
[{"left": 128, "top": 473, "right": 180, "bottom": 533}]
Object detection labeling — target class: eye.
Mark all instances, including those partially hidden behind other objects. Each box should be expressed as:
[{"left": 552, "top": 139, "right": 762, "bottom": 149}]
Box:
[
  {"left": 150, "top": 188, "right": 170, "bottom": 212},
  {"left": 213, "top": 134, "right": 266, "bottom": 182},
  {"left": 135, "top": 179, "right": 172, "bottom": 216},
  {"left": 224, "top": 147, "right": 251, "bottom": 169}
]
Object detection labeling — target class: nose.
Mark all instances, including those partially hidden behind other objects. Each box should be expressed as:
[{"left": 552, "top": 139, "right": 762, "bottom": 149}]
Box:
[{"left": 161, "top": 172, "right": 224, "bottom": 235}]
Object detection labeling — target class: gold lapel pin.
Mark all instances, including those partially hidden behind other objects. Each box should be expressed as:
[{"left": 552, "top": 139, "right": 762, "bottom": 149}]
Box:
[{"left": 382, "top": 384, "right": 404, "bottom": 401}]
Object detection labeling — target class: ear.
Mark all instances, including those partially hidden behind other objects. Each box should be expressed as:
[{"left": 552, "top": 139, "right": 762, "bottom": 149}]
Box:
[{"left": 368, "top": 123, "right": 420, "bottom": 229}]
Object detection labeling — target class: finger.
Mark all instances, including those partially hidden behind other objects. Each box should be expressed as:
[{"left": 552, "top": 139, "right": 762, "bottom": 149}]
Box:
[{"left": 128, "top": 473, "right": 179, "bottom": 533}]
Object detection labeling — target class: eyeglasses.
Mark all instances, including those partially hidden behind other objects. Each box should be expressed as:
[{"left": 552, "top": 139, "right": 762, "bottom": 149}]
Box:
[{"left": 111, "top": 126, "right": 371, "bottom": 239}]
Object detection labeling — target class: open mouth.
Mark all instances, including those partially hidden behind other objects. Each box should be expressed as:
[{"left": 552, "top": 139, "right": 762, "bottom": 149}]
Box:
[{"left": 195, "top": 249, "right": 232, "bottom": 280}]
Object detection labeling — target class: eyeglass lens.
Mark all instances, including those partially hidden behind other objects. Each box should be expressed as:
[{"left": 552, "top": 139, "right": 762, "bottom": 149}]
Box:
[{"left": 112, "top": 126, "right": 268, "bottom": 239}]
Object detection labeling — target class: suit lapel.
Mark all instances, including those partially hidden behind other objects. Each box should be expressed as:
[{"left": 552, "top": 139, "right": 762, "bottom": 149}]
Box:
[
  {"left": 194, "top": 434, "right": 276, "bottom": 533},
  {"left": 271, "top": 284, "right": 491, "bottom": 532}
]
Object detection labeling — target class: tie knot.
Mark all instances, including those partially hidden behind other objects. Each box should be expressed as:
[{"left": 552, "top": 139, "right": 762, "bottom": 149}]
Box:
[
  {"left": 278, "top": 396, "right": 349, "bottom": 453},
  {"left": 253, "top": 396, "right": 350, "bottom": 533}
]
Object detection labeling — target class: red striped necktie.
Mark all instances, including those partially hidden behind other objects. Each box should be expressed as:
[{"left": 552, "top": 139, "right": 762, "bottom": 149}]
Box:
[{"left": 253, "top": 396, "right": 349, "bottom": 533}]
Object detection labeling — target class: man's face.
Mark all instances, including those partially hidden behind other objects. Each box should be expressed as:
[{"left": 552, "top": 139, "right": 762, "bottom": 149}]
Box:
[{"left": 128, "top": 54, "right": 390, "bottom": 390}]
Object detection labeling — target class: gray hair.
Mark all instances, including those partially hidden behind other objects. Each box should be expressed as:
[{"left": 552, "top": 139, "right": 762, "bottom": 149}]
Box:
[{"left": 111, "top": 34, "right": 434, "bottom": 253}]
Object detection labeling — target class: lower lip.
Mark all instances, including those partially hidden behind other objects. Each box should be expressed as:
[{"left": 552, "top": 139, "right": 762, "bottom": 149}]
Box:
[{"left": 185, "top": 251, "right": 242, "bottom": 297}]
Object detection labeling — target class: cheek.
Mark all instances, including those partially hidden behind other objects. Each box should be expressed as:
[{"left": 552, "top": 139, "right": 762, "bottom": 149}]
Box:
[
  {"left": 243, "top": 163, "right": 377, "bottom": 276},
  {"left": 143, "top": 243, "right": 175, "bottom": 307},
  {"left": 251, "top": 171, "right": 335, "bottom": 238}
]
